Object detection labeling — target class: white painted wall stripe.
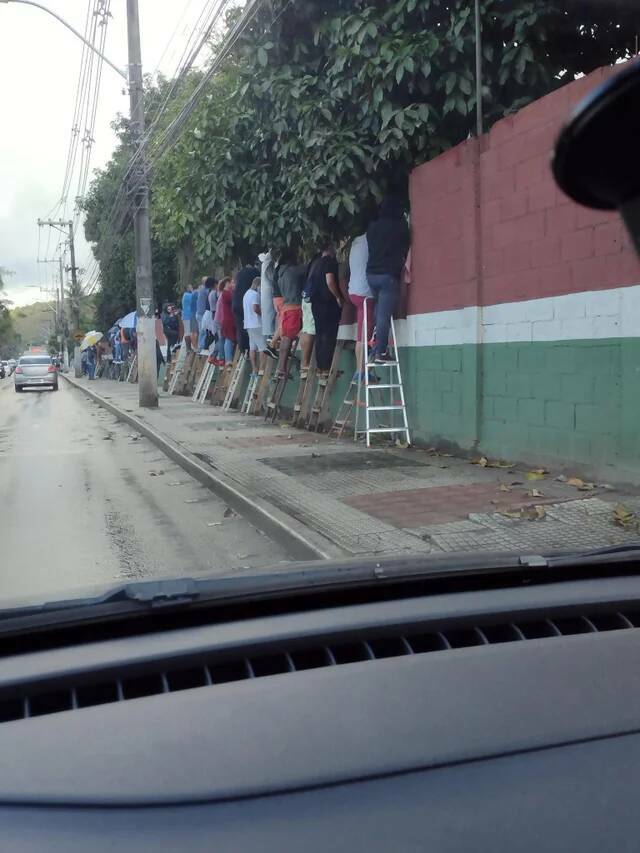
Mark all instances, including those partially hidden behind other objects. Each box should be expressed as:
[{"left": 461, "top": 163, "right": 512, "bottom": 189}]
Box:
[{"left": 391, "top": 283, "right": 640, "bottom": 348}]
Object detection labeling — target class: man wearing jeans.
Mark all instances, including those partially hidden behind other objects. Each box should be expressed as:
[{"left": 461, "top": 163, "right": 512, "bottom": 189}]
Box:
[{"left": 366, "top": 197, "right": 410, "bottom": 364}]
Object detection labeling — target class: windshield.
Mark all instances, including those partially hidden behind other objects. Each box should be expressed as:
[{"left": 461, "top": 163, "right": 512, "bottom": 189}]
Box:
[{"left": 0, "top": 0, "right": 639, "bottom": 607}]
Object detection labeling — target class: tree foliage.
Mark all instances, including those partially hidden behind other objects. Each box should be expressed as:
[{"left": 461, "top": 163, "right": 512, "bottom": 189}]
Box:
[
  {"left": 0, "top": 268, "right": 21, "bottom": 358},
  {"left": 85, "top": 0, "right": 638, "bottom": 325}
]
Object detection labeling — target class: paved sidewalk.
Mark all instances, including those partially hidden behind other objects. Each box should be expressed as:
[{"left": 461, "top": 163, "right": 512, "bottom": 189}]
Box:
[{"left": 66, "top": 375, "right": 640, "bottom": 559}]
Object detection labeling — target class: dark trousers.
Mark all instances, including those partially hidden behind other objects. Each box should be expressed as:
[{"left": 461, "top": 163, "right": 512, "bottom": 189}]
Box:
[
  {"left": 367, "top": 274, "right": 400, "bottom": 356},
  {"left": 233, "top": 305, "right": 249, "bottom": 353},
  {"left": 311, "top": 298, "right": 341, "bottom": 371}
]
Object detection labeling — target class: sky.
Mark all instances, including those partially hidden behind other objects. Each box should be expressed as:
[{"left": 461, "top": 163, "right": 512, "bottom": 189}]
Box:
[{"left": 0, "top": 0, "right": 213, "bottom": 307}]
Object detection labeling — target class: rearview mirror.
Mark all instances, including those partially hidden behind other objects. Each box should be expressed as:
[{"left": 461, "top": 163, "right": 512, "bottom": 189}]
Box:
[{"left": 552, "top": 59, "right": 640, "bottom": 256}]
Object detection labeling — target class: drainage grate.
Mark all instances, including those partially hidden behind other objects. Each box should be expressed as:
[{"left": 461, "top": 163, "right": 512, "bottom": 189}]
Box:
[{"left": 1, "top": 606, "right": 637, "bottom": 724}]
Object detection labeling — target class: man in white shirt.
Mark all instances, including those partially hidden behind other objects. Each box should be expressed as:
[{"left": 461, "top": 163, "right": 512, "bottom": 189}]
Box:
[{"left": 243, "top": 277, "right": 266, "bottom": 376}]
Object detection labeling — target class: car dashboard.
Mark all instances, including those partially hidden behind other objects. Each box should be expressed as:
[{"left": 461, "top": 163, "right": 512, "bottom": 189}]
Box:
[{"left": 1, "top": 565, "right": 640, "bottom": 851}]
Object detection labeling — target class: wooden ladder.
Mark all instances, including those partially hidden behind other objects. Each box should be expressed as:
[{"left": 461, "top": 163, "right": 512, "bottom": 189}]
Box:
[
  {"left": 306, "top": 340, "right": 344, "bottom": 432},
  {"left": 222, "top": 352, "right": 247, "bottom": 410}
]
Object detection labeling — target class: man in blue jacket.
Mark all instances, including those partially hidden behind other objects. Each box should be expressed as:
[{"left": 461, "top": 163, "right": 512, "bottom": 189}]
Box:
[{"left": 181, "top": 284, "right": 193, "bottom": 350}]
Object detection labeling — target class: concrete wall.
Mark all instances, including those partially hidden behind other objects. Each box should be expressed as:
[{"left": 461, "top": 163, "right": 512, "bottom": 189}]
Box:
[{"left": 402, "top": 62, "right": 640, "bottom": 480}]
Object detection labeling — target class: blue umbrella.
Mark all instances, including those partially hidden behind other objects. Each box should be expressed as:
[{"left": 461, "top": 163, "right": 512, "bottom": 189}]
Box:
[{"left": 118, "top": 310, "right": 137, "bottom": 329}]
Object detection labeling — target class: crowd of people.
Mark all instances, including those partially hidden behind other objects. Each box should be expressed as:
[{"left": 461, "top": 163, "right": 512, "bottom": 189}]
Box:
[
  {"left": 162, "top": 196, "right": 411, "bottom": 384},
  {"left": 89, "top": 196, "right": 410, "bottom": 388}
]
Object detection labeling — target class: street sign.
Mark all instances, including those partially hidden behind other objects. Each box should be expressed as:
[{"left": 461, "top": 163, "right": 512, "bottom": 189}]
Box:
[{"left": 140, "top": 298, "right": 152, "bottom": 316}]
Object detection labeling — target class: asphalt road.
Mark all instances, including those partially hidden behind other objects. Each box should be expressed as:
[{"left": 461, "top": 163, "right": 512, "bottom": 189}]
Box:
[{"left": 0, "top": 377, "right": 290, "bottom": 602}]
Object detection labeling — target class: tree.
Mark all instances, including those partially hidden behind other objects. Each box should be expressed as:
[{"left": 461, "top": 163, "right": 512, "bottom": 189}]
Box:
[
  {"left": 85, "top": 0, "right": 638, "bottom": 318},
  {"left": 0, "top": 268, "right": 21, "bottom": 358}
]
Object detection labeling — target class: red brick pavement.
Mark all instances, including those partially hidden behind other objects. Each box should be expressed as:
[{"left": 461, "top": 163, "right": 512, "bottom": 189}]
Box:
[{"left": 344, "top": 483, "right": 562, "bottom": 528}]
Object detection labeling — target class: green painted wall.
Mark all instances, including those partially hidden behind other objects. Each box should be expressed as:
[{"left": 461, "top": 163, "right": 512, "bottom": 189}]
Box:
[
  {"left": 398, "top": 337, "right": 640, "bottom": 480},
  {"left": 239, "top": 336, "right": 640, "bottom": 480}
]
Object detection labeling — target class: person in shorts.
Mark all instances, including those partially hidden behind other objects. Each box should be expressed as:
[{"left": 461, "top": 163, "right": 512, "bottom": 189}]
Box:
[{"left": 243, "top": 277, "right": 266, "bottom": 376}]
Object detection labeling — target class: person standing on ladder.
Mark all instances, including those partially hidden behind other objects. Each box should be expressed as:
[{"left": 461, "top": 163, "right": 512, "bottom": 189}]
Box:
[
  {"left": 243, "top": 277, "right": 266, "bottom": 377},
  {"left": 348, "top": 233, "right": 375, "bottom": 382},
  {"left": 181, "top": 284, "right": 194, "bottom": 351},
  {"left": 309, "top": 239, "right": 343, "bottom": 375},
  {"left": 366, "top": 197, "right": 410, "bottom": 364},
  {"left": 275, "top": 249, "right": 307, "bottom": 376},
  {"left": 233, "top": 259, "right": 260, "bottom": 356}
]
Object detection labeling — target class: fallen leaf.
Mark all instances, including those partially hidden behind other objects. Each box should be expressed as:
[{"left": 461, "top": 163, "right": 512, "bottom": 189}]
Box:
[
  {"left": 311, "top": 452, "right": 321, "bottom": 458},
  {"left": 613, "top": 503, "right": 637, "bottom": 529},
  {"left": 526, "top": 471, "right": 546, "bottom": 481},
  {"left": 600, "top": 483, "right": 615, "bottom": 491},
  {"left": 510, "top": 480, "right": 523, "bottom": 486},
  {"left": 207, "top": 522, "right": 222, "bottom": 527},
  {"left": 555, "top": 474, "right": 567, "bottom": 482},
  {"left": 439, "top": 464, "right": 449, "bottom": 469},
  {"left": 223, "top": 507, "right": 238, "bottom": 518},
  {"left": 488, "top": 460, "right": 515, "bottom": 469},
  {"left": 528, "top": 488, "right": 544, "bottom": 497},
  {"left": 501, "top": 505, "right": 546, "bottom": 521},
  {"left": 472, "top": 456, "right": 488, "bottom": 467},
  {"left": 498, "top": 484, "right": 511, "bottom": 492},
  {"left": 567, "top": 477, "right": 585, "bottom": 488},
  {"left": 502, "top": 509, "right": 523, "bottom": 520}
]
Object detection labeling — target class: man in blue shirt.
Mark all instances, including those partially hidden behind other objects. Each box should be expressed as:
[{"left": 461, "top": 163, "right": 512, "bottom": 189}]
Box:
[
  {"left": 196, "top": 277, "right": 211, "bottom": 351},
  {"left": 181, "top": 284, "right": 193, "bottom": 349},
  {"left": 190, "top": 286, "right": 199, "bottom": 349}
]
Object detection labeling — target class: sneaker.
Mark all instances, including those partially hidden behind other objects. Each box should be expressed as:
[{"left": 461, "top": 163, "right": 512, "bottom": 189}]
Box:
[
  {"left": 265, "top": 345, "right": 278, "bottom": 360},
  {"left": 374, "top": 351, "right": 396, "bottom": 365}
]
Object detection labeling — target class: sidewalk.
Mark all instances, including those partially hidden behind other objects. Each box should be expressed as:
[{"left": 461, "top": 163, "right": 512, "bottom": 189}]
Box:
[{"left": 65, "top": 375, "right": 640, "bottom": 559}]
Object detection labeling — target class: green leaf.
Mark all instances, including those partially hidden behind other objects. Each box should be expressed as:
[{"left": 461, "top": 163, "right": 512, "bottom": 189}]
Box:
[
  {"left": 257, "top": 47, "right": 268, "bottom": 67},
  {"left": 380, "top": 101, "right": 394, "bottom": 127},
  {"left": 395, "top": 64, "right": 405, "bottom": 84},
  {"left": 459, "top": 77, "right": 472, "bottom": 95},
  {"left": 445, "top": 72, "right": 456, "bottom": 94}
]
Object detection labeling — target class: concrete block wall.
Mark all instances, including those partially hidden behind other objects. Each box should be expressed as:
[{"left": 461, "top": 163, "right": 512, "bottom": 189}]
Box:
[{"left": 406, "top": 61, "right": 640, "bottom": 479}]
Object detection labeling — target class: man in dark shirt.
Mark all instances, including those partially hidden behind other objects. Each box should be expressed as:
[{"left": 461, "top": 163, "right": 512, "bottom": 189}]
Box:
[
  {"left": 309, "top": 241, "right": 343, "bottom": 373},
  {"left": 232, "top": 261, "right": 259, "bottom": 353},
  {"left": 366, "top": 196, "right": 410, "bottom": 363}
]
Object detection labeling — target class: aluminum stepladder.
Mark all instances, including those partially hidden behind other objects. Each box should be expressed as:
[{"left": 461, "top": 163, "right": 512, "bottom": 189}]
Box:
[
  {"left": 356, "top": 298, "right": 410, "bottom": 447},
  {"left": 264, "top": 337, "right": 299, "bottom": 423},
  {"left": 222, "top": 351, "right": 247, "bottom": 410}
]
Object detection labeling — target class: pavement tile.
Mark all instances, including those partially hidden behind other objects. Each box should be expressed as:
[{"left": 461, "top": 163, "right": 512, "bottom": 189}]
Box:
[{"left": 71, "top": 377, "right": 640, "bottom": 559}]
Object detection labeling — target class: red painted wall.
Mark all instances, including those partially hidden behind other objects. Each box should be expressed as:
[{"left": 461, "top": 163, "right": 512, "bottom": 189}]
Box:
[{"left": 408, "top": 62, "right": 640, "bottom": 316}]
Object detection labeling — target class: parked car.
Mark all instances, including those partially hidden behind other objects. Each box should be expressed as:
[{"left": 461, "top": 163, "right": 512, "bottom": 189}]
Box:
[{"left": 14, "top": 355, "right": 58, "bottom": 392}]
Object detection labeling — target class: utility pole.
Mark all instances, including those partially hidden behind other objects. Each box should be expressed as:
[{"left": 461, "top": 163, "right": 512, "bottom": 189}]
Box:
[
  {"left": 58, "top": 256, "right": 67, "bottom": 368},
  {"left": 126, "top": 0, "right": 157, "bottom": 408},
  {"left": 38, "top": 218, "right": 81, "bottom": 374}
]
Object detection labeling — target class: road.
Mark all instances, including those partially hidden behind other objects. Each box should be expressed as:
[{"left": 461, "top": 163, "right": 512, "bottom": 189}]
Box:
[{"left": 0, "top": 377, "right": 291, "bottom": 602}]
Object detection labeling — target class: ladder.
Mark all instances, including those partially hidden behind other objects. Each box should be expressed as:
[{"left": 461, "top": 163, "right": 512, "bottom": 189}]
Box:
[
  {"left": 250, "top": 360, "right": 274, "bottom": 415},
  {"left": 241, "top": 371, "right": 260, "bottom": 413},
  {"left": 264, "top": 338, "right": 298, "bottom": 423},
  {"left": 357, "top": 299, "right": 410, "bottom": 447},
  {"left": 193, "top": 359, "right": 213, "bottom": 402},
  {"left": 222, "top": 352, "right": 247, "bottom": 410},
  {"left": 168, "top": 343, "right": 188, "bottom": 395},
  {"left": 198, "top": 362, "right": 218, "bottom": 404},
  {"left": 307, "top": 340, "right": 344, "bottom": 432},
  {"left": 127, "top": 354, "right": 138, "bottom": 383},
  {"left": 330, "top": 373, "right": 361, "bottom": 439},
  {"left": 293, "top": 350, "right": 316, "bottom": 427}
]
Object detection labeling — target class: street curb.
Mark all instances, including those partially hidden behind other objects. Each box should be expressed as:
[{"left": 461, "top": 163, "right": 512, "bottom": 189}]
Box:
[{"left": 62, "top": 374, "right": 344, "bottom": 562}]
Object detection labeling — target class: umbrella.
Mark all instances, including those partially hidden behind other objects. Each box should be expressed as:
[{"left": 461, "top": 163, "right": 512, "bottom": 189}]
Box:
[
  {"left": 118, "top": 310, "right": 138, "bottom": 329},
  {"left": 80, "top": 331, "right": 103, "bottom": 351}
]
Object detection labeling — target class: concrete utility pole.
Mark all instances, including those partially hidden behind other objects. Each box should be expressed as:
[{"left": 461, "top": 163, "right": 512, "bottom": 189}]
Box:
[{"left": 126, "top": 0, "right": 158, "bottom": 408}]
